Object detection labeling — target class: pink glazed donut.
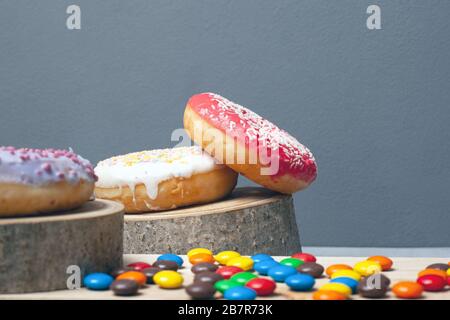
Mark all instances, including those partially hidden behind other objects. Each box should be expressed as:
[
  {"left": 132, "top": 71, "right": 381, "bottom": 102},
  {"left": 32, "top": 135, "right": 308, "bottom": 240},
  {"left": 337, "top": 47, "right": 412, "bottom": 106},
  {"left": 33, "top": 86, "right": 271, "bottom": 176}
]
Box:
[
  {"left": 184, "top": 93, "right": 317, "bottom": 194},
  {"left": 0, "top": 146, "right": 97, "bottom": 216}
]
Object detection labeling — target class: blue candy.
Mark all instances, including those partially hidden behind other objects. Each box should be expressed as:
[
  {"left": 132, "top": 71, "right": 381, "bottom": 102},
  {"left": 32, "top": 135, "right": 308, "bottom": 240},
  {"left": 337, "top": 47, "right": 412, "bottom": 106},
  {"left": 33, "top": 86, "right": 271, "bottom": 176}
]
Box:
[
  {"left": 250, "top": 253, "right": 274, "bottom": 264},
  {"left": 268, "top": 265, "right": 298, "bottom": 282},
  {"left": 157, "top": 253, "right": 184, "bottom": 267},
  {"left": 330, "top": 277, "right": 358, "bottom": 293},
  {"left": 83, "top": 273, "right": 114, "bottom": 290},
  {"left": 285, "top": 273, "right": 315, "bottom": 291},
  {"left": 224, "top": 286, "right": 257, "bottom": 300},
  {"left": 254, "top": 260, "right": 280, "bottom": 276}
]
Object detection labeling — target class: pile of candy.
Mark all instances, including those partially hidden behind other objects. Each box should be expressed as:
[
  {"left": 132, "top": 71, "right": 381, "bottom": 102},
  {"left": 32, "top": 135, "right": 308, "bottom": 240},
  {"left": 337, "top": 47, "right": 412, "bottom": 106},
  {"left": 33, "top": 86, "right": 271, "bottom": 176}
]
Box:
[
  {"left": 84, "top": 253, "right": 186, "bottom": 296},
  {"left": 316, "top": 256, "right": 392, "bottom": 300},
  {"left": 82, "top": 250, "right": 450, "bottom": 300}
]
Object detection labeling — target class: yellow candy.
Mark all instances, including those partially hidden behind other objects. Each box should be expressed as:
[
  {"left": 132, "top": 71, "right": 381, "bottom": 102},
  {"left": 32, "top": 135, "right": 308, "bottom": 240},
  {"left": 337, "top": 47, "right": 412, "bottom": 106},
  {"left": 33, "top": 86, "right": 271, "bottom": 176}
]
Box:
[
  {"left": 353, "top": 260, "right": 382, "bottom": 276},
  {"left": 153, "top": 271, "right": 184, "bottom": 289},
  {"left": 187, "top": 248, "right": 213, "bottom": 258},
  {"left": 320, "top": 283, "right": 352, "bottom": 297},
  {"left": 214, "top": 251, "right": 241, "bottom": 265},
  {"left": 226, "top": 256, "right": 254, "bottom": 271},
  {"left": 330, "top": 269, "right": 361, "bottom": 281},
  {"left": 447, "top": 268, "right": 450, "bottom": 277}
]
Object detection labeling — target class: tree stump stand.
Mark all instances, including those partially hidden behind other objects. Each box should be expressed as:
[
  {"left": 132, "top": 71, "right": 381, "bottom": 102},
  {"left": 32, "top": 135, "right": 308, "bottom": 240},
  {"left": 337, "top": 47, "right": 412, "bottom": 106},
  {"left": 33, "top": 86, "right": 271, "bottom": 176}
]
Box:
[
  {"left": 124, "top": 187, "right": 301, "bottom": 256},
  {"left": 0, "top": 200, "right": 124, "bottom": 294}
]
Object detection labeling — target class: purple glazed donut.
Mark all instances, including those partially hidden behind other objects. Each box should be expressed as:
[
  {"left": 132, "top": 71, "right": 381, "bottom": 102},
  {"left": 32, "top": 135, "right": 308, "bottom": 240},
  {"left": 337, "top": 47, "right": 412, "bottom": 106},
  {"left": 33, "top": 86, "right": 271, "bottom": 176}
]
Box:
[{"left": 0, "top": 146, "right": 97, "bottom": 216}]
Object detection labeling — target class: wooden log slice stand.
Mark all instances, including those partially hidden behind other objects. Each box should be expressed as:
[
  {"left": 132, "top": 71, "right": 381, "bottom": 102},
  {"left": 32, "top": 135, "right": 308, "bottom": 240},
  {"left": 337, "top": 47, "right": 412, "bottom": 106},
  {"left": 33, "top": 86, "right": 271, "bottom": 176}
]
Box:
[
  {"left": 0, "top": 200, "right": 124, "bottom": 294},
  {"left": 124, "top": 187, "right": 301, "bottom": 255}
]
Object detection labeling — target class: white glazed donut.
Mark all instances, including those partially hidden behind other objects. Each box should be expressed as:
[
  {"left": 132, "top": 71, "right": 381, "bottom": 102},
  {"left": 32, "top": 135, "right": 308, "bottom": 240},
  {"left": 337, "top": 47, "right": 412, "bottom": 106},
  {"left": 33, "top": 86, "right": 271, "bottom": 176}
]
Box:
[
  {"left": 0, "top": 146, "right": 96, "bottom": 216},
  {"left": 184, "top": 93, "right": 317, "bottom": 194},
  {"left": 94, "top": 146, "right": 238, "bottom": 213}
]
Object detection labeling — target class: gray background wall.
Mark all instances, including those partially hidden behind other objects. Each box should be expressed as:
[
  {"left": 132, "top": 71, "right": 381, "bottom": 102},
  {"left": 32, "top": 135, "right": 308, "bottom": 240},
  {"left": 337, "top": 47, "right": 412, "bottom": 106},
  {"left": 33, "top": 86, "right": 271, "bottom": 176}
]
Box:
[{"left": 1, "top": 1, "right": 449, "bottom": 247}]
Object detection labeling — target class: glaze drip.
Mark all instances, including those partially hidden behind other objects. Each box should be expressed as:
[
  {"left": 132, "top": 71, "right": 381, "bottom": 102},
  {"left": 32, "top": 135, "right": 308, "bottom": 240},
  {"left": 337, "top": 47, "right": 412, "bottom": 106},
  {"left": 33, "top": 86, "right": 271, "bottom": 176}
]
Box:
[{"left": 94, "top": 146, "right": 222, "bottom": 200}]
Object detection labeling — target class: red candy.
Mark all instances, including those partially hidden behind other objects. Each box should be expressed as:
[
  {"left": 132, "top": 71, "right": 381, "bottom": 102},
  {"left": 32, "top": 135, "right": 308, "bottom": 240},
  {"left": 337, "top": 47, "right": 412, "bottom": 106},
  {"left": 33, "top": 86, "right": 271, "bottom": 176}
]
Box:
[
  {"left": 417, "top": 275, "right": 447, "bottom": 292},
  {"left": 127, "top": 262, "right": 152, "bottom": 271},
  {"left": 215, "top": 266, "right": 243, "bottom": 279},
  {"left": 291, "top": 253, "right": 316, "bottom": 263},
  {"left": 246, "top": 278, "right": 276, "bottom": 296}
]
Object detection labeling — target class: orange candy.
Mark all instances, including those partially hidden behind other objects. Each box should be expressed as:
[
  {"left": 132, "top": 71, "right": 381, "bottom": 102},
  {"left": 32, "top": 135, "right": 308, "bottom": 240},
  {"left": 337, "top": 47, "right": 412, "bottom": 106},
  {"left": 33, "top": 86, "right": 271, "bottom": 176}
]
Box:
[
  {"left": 417, "top": 269, "right": 447, "bottom": 281},
  {"left": 189, "top": 253, "right": 215, "bottom": 265},
  {"left": 312, "top": 290, "right": 347, "bottom": 300},
  {"left": 325, "top": 264, "right": 353, "bottom": 277},
  {"left": 367, "top": 256, "right": 393, "bottom": 271},
  {"left": 392, "top": 281, "right": 423, "bottom": 299},
  {"left": 116, "top": 271, "right": 147, "bottom": 286}
]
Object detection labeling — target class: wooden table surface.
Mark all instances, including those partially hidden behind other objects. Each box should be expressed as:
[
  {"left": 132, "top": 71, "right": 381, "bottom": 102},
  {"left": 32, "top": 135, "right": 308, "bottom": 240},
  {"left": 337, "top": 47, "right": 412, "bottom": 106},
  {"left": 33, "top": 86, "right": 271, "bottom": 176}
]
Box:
[{"left": 1, "top": 255, "right": 449, "bottom": 300}]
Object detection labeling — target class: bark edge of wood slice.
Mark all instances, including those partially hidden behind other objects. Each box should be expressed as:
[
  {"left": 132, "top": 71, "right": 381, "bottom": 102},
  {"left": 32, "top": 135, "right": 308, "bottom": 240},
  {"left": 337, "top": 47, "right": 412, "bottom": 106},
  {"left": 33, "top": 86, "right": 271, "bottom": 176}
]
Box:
[
  {"left": 124, "top": 187, "right": 301, "bottom": 255},
  {"left": 0, "top": 199, "right": 124, "bottom": 294}
]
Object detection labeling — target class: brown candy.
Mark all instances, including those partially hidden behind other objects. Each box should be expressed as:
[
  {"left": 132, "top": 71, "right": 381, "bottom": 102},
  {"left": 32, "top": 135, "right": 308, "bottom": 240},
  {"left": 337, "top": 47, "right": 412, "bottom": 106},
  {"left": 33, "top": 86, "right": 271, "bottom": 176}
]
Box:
[
  {"left": 361, "top": 273, "right": 391, "bottom": 288},
  {"left": 358, "top": 274, "right": 390, "bottom": 298},
  {"left": 110, "top": 279, "right": 139, "bottom": 296},
  {"left": 153, "top": 260, "right": 179, "bottom": 271},
  {"left": 358, "top": 281, "right": 388, "bottom": 298},
  {"left": 185, "top": 283, "right": 216, "bottom": 299},
  {"left": 296, "top": 262, "right": 324, "bottom": 278},
  {"left": 110, "top": 267, "right": 134, "bottom": 278},
  {"left": 141, "top": 267, "right": 161, "bottom": 284},
  {"left": 426, "top": 263, "right": 449, "bottom": 272},
  {"left": 194, "top": 271, "right": 224, "bottom": 285},
  {"left": 191, "top": 262, "right": 218, "bottom": 274}
]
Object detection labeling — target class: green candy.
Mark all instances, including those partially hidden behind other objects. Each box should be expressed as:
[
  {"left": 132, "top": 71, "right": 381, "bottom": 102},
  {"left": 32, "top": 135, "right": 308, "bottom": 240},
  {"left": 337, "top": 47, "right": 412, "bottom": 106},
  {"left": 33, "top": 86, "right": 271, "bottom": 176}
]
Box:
[
  {"left": 230, "top": 272, "right": 258, "bottom": 285},
  {"left": 280, "top": 258, "right": 304, "bottom": 268},
  {"left": 214, "top": 279, "right": 242, "bottom": 293}
]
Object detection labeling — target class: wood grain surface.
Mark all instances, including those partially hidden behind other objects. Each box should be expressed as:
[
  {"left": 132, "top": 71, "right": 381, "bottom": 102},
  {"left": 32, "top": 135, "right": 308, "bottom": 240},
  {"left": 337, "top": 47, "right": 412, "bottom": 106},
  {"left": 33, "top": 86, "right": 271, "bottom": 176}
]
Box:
[
  {"left": 124, "top": 187, "right": 301, "bottom": 255},
  {"left": 1, "top": 254, "right": 448, "bottom": 300},
  {"left": 0, "top": 200, "right": 124, "bottom": 294}
]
